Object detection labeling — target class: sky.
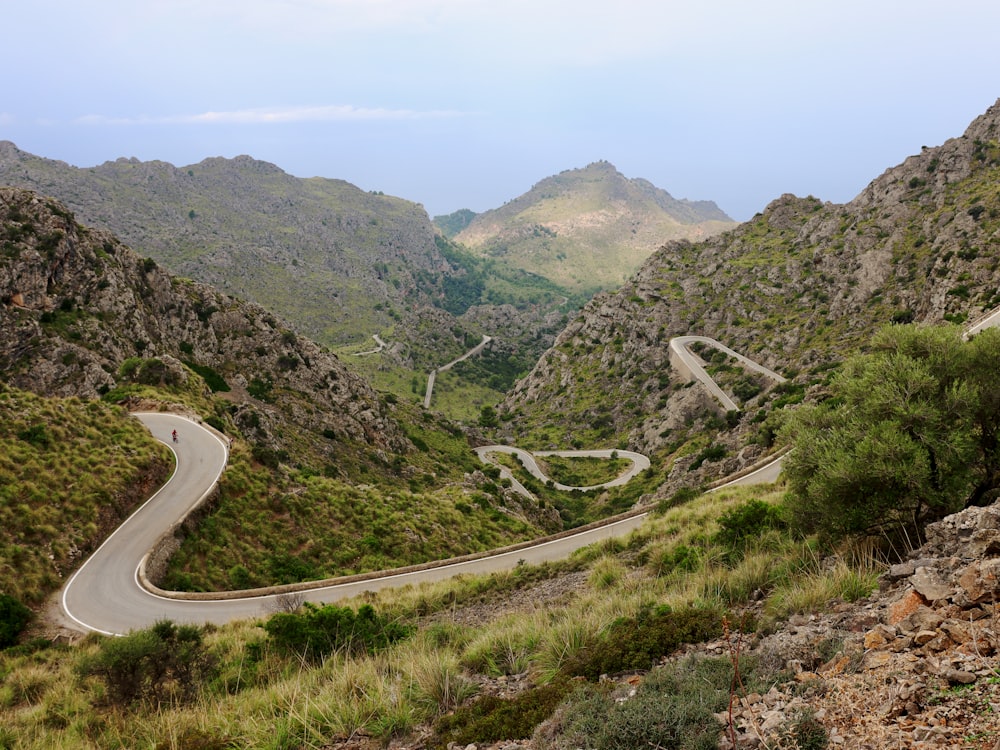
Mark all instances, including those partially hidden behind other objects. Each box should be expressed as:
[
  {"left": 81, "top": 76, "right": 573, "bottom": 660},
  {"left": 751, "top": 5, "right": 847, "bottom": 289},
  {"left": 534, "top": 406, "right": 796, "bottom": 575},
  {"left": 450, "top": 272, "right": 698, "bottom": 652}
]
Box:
[{"left": 3, "top": 0, "right": 1000, "bottom": 222}]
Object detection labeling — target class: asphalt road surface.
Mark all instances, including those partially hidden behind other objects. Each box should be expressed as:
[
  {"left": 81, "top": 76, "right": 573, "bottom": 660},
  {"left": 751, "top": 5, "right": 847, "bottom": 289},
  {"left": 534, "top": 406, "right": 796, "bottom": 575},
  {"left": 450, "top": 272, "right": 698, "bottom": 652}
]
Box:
[
  {"left": 58, "top": 333, "right": 789, "bottom": 635},
  {"left": 59, "top": 414, "right": 657, "bottom": 634},
  {"left": 474, "top": 445, "right": 651, "bottom": 495}
]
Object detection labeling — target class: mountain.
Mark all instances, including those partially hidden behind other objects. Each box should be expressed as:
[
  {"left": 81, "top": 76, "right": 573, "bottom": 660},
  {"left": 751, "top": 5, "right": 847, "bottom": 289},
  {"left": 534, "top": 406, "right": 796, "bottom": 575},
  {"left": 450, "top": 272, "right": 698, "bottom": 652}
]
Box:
[
  {"left": 0, "top": 143, "right": 449, "bottom": 349},
  {"left": 0, "top": 188, "right": 550, "bottom": 597},
  {"left": 0, "top": 143, "right": 576, "bottom": 416},
  {"left": 496, "top": 99, "right": 1000, "bottom": 491},
  {"left": 442, "top": 161, "right": 736, "bottom": 292}
]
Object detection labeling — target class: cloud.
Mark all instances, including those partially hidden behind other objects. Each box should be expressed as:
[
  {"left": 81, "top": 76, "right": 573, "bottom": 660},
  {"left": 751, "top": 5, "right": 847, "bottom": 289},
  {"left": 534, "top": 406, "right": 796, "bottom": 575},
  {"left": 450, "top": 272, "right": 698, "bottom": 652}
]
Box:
[
  {"left": 76, "top": 104, "right": 469, "bottom": 126},
  {"left": 0, "top": 113, "right": 14, "bottom": 125}
]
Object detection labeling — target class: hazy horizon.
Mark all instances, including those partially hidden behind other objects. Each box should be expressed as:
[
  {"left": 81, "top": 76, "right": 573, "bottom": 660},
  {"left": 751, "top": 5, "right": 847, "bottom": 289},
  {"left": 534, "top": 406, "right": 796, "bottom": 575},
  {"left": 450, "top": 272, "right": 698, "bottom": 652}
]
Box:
[{"left": 3, "top": 1, "right": 1000, "bottom": 221}]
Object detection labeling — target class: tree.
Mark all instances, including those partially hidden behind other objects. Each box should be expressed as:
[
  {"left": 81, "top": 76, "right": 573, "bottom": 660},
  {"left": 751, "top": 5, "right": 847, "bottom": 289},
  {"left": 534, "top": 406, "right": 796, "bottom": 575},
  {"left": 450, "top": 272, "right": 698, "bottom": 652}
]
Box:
[
  {"left": 781, "top": 324, "right": 1000, "bottom": 545},
  {"left": 478, "top": 405, "right": 499, "bottom": 428}
]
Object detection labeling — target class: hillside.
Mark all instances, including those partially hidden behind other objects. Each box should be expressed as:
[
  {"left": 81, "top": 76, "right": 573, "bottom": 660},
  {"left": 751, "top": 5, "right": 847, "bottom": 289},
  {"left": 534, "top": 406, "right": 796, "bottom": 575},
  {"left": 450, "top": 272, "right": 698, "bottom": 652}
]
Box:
[
  {"left": 3, "top": 108, "right": 1000, "bottom": 750},
  {"left": 0, "top": 143, "right": 448, "bottom": 348},
  {"left": 443, "top": 161, "right": 735, "bottom": 292},
  {"left": 497, "top": 99, "right": 1000, "bottom": 492},
  {"left": 0, "top": 144, "right": 573, "bottom": 417},
  {"left": 0, "top": 188, "right": 550, "bottom": 598}
]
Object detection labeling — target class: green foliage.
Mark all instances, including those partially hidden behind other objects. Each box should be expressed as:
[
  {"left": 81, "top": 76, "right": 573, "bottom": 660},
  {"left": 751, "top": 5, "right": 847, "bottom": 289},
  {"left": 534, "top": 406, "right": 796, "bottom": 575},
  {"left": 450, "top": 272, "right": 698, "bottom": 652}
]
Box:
[
  {"left": 788, "top": 711, "right": 830, "bottom": 749},
  {"left": 204, "top": 415, "right": 226, "bottom": 432},
  {"left": 251, "top": 445, "right": 289, "bottom": 469},
  {"left": 713, "top": 499, "right": 786, "bottom": 554},
  {"left": 560, "top": 605, "right": 723, "bottom": 681},
  {"left": 76, "top": 620, "right": 215, "bottom": 707},
  {"left": 0, "top": 594, "right": 32, "bottom": 648},
  {"left": 0, "top": 385, "right": 170, "bottom": 605},
  {"left": 781, "top": 324, "right": 1000, "bottom": 544},
  {"left": 655, "top": 485, "right": 704, "bottom": 514},
  {"left": 688, "top": 444, "right": 726, "bottom": 471},
  {"left": 478, "top": 405, "right": 499, "bottom": 428},
  {"left": 262, "top": 603, "right": 412, "bottom": 662},
  {"left": 550, "top": 655, "right": 753, "bottom": 750},
  {"left": 183, "top": 361, "right": 231, "bottom": 392},
  {"left": 247, "top": 376, "right": 274, "bottom": 402},
  {"left": 119, "top": 357, "right": 180, "bottom": 387},
  {"left": 15, "top": 424, "right": 50, "bottom": 449},
  {"left": 430, "top": 680, "right": 573, "bottom": 749}
]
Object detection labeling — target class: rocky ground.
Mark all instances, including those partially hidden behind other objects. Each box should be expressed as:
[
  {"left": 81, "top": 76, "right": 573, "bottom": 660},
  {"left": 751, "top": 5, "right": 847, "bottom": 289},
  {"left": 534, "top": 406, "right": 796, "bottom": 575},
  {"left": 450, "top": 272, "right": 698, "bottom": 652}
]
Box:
[{"left": 324, "top": 499, "right": 1000, "bottom": 750}]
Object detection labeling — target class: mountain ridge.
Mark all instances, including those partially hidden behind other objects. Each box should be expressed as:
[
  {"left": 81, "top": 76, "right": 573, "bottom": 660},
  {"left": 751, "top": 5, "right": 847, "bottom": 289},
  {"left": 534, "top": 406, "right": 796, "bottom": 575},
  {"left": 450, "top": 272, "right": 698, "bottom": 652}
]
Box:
[
  {"left": 495, "top": 97, "right": 1000, "bottom": 493},
  {"left": 445, "top": 160, "right": 735, "bottom": 292}
]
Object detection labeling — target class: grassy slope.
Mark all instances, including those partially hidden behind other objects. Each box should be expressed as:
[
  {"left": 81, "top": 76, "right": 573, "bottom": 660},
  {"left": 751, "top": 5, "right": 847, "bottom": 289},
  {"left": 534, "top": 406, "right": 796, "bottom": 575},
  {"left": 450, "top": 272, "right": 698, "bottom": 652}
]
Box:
[
  {"left": 161, "top": 403, "right": 541, "bottom": 591},
  {"left": 0, "top": 385, "right": 171, "bottom": 605},
  {"left": 0, "top": 482, "right": 885, "bottom": 749}
]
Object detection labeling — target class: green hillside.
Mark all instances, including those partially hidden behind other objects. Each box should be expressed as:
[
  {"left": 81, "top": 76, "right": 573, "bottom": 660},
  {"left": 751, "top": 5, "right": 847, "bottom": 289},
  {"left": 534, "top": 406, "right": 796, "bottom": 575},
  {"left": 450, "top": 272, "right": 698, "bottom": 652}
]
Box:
[{"left": 448, "top": 161, "right": 735, "bottom": 293}]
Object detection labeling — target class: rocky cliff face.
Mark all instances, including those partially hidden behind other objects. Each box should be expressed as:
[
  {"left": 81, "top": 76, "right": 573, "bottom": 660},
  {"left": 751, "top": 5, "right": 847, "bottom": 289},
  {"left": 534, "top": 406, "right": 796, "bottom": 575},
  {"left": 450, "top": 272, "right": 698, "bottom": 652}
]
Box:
[
  {"left": 0, "top": 188, "right": 408, "bottom": 458},
  {"left": 499, "top": 99, "right": 1000, "bottom": 485}
]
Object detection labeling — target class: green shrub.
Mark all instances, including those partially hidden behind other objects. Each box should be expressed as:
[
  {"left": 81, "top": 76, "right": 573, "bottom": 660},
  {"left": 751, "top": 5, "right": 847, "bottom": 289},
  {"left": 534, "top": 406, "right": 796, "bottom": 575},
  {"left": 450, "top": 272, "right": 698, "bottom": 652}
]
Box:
[
  {"left": 560, "top": 606, "right": 723, "bottom": 681},
  {"left": 204, "top": 415, "right": 226, "bottom": 432},
  {"left": 0, "top": 594, "right": 32, "bottom": 648},
  {"left": 16, "top": 424, "right": 50, "bottom": 449},
  {"left": 262, "top": 603, "right": 412, "bottom": 662},
  {"left": 688, "top": 445, "right": 726, "bottom": 471},
  {"left": 183, "top": 361, "right": 231, "bottom": 392},
  {"left": 247, "top": 376, "right": 274, "bottom": 402},
  {"left": 713, "top": 499, "right": 786, "bottom": 554},
  {"left": 430, "top": 680, "right": 573, "bottom": 749},
  {"left": 548, "top": 656, "right": 741, "bottom": 750},
  {"left": 76, "top": 620, "right": 215, "bottom": 707},
  {"left": 780, "top": 709, "right": 829, "bottom": 749},
  {"left": 652, "top": 543, "right": 702, "bottom": 575}
]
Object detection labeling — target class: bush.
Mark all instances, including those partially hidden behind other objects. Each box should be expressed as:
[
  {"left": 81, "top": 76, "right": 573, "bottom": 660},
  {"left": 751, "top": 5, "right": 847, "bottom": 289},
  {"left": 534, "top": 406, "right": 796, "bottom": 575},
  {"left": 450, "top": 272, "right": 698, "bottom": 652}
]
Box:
[
  {"left": 545, "top": 655, "right": 750, "bottom": 750},
  {"left": 0, "top": 594, "right": 32, "bottom": 648},
  {"left": 688, "top": 444, "right": 726, "bottom": 471},
  {"left": 262, "top": 603, "right": 412, "bottom": 662},
  {"left": 16, "top": 424, "right": 50, "bottom": 449},
  {"left": 76, "top": 620, "right": 215, "bottom": 707},
  {"left": 781, "top": 324, "right": 1000, "bottom": 544},
  {"left": 713, "top": 499, "right": 786, "bottom": 554},
  {"left": 560, "top": 606, "right": 723, "bottom": 681},
  {"left": 183, "top": 361, "right": 230, "bottom": 393},
  {"left": 430, "top": 680, "right": 573, "bottom": 749}
]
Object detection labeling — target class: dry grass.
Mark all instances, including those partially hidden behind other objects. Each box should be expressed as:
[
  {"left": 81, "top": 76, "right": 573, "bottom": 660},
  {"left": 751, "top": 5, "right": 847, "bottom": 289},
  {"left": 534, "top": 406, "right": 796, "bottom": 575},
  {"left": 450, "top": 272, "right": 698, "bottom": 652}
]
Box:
[{"left": 0, "top": 481, "right": 893, "bottom": 748}]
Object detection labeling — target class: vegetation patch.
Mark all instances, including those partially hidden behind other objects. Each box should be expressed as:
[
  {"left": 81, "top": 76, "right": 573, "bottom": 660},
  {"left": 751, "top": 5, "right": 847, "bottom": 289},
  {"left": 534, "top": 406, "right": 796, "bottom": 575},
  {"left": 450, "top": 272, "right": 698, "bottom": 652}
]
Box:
[
  {"left": 262, "top": 603, "right": 412, "bottom": 663},
  {"left": 560, "top": 604, "right": 724, "bottom": 681},
  {"left": 76, "top": 620, "right": 216, "bottom": 708},
  {"left": 0, "top": 384, "right": 171, "bottom": 605},
  {"left": 544, "top": 655, "right": 764, "bottom": 750},
  {"left": 430, "top": 679, "right": 574, "bottom": 749}
]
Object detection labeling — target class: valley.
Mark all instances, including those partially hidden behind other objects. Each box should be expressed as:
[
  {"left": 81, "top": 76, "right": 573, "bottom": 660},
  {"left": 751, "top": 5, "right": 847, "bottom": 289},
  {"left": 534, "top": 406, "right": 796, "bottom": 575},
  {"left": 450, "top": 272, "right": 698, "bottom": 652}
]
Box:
[{"left": 2, "top": 99, "right": 1000, "bottom": 750}]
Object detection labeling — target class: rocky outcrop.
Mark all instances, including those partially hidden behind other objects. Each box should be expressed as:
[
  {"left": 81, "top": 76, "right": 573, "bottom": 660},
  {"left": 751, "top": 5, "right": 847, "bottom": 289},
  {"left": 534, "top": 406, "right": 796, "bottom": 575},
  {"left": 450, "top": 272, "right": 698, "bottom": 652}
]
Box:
[
  {"left": 501, "top": 99, "right": 1000, "bottom": 481},
  {"left": 711, "top": 499, "right": 1000, "bottom": 749},
  {"left": 0, "top": 188, "right": 409, "bottom": 458}
]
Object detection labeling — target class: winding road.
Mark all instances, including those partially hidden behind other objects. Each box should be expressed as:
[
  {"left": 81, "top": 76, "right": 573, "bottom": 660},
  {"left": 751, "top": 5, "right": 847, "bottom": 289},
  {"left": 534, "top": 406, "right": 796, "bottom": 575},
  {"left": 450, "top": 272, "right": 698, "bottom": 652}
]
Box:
[
  {"left": 59, "top": 413, "right": 656, "bottom": 634},
  {"left": 669, "top": 335, "right": 786, "bottom": 411},
  {"left": 59, "top": 334, "right": 790, "bottom": 635},
  {"left": 424, "top": 335, "right": 492, "bottom": 408},
  {"left": 474, "top": 446, "right": 650, "bottom": 498}
]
